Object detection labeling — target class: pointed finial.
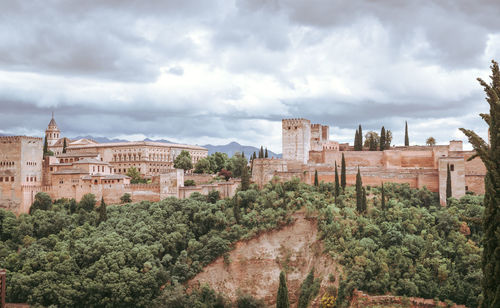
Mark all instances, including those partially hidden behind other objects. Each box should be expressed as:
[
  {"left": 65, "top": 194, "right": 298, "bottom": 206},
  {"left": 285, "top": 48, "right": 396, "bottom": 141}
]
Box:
[{"left": 52, "top": 111, "right": 54, "bottom": 119}]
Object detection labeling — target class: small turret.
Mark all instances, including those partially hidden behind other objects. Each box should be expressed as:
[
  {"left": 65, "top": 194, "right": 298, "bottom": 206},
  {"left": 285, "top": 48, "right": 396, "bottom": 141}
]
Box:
[{"left": 45, "top": 113, "right": 60, "bottom": 146}]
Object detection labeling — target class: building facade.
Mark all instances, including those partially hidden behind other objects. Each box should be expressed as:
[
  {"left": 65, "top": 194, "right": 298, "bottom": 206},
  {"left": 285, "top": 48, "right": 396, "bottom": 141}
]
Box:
[{"left": 253, "top": 118, "right": 487, "bottom": 206}]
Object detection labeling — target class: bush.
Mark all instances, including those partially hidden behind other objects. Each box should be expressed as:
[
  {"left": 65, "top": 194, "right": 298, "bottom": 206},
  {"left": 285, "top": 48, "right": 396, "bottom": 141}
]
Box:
[
  {"left": 120, "top": 193, "right": 132, "bottom": 203},
  {"left": 79, "top": 193, "right": 96, "bottom": 211},
  {"left": 29, "top": 192, "right": 52, "bottom": 214},
  {"left": 184, "top": 180, "right": 196, "bottom": 186}
]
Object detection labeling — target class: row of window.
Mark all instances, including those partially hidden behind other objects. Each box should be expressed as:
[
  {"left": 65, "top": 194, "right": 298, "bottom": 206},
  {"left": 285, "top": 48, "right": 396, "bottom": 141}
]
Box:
[
  {"left": 26, "top": 176, "right": 37, "bottom": 182},
  {"left": 0, "top": 161, "right": 15, "bottom": 167},
  {"left": 26, "top": 161, "right": 37, "bottom": 166},
  {"left": 0, "top": 176, "right": 15, "bottom": 182}
]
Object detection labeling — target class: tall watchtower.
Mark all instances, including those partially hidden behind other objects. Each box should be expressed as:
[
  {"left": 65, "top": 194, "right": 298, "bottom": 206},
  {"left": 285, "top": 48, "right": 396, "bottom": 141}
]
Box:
[
  {"left": 282, "top": 118, "right": 311, "bottom": 164},
  {"left": 45, "top": 114, "right": 60, "bottom": 146}
]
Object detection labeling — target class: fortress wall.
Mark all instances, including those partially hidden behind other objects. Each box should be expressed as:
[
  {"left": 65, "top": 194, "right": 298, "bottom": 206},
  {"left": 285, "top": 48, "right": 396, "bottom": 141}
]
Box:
[
  {"left": 342, "top": 151, "right": 384, "bottom": 167},
  {"left": 184, "top": 173, "right": 214, "bottom": 185},
  {"left": 399, "top": 151, "right": 434, "bottom": 168},
  {"left": 252, "top": 159, "right": 288, "bottom": 187}
]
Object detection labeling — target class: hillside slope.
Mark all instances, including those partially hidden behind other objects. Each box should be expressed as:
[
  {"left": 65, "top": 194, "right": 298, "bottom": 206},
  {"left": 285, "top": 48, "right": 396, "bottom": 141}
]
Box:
[{"left": 188, "top": 212, "right": 339, "bottom": 307}]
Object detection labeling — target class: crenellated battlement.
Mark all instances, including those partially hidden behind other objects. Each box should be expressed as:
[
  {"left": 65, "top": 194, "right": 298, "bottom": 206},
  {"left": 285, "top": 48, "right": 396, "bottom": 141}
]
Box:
[
  {"left": 0, "top": 136, "right": 43, "bottom": 143},
  {"left": 282, "top": 118, "right": 310, "bottom": 128}
]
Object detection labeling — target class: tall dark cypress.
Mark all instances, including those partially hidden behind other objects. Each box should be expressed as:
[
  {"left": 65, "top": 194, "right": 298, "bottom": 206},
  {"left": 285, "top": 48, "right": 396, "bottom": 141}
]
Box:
[
  {"left": 460, "top": 60, "right": 500, "bottom": 307},
  {"left": 341, "top": 153, "right": 346, "bottom": 190},
  {"left": 354, "top": 129, "right": 359, "bottom": 150},
  {"left": 362, "top": 187, "right": 367, "bottom": 213},
  {"left": 358, "top": 125, "right": 363, "bottom": 150},
  {"left": 43, "top": 136, "right": 48, "bottom": 156},
  {"left": 314, "top": 170, "right": 319, "bottom": 187},
  {"left": 265, "top": 148, "right": 268, "bottom": 158},
  {"left": 276, "top": 271, "right": 290, "bottom": 308},
  {"left": 259, "top": 146, "right": 264, "bottom": 158},
  {"left": 334, "top": 161, "right": 340, "bottom": 198},
  {"left": 98, "top": 197, "right": 107, "bottom": 224},
  {"left": 446, "top": 163, "right": 452, "bottom": 205},
  {"left": 355, "top": 167, "right": 363, "bottom": 213},
  {"left": 62, "top": 138, "right": 67, "bottom": 153},
  {"left": 381, "top": 182, "right": 386, "bottom": 210},
  {"left": 241, "top": 165, "right": 250, "bottom": 191},
  {"left": 405, "top": 121, "right": 409, "bottom": 146},
  {"left": 380, "top": 126, "right": 386, "bottom": 151}
]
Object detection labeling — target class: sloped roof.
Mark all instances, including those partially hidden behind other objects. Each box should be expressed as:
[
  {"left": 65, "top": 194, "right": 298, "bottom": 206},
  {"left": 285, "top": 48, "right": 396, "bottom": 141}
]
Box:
[{"left": 72, "top": 158, "right": 109, "bottom": 165}]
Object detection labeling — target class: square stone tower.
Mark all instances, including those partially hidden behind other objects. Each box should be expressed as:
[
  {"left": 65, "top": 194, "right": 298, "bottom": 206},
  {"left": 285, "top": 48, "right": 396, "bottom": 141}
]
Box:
[{"left": 282, "top": 118, "right": 311, "bottom": 164}]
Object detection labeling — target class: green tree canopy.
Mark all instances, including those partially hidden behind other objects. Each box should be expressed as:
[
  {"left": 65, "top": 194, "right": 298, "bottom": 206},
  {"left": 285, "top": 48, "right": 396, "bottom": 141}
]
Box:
[
  {"left": 174, "top": 150, "right": 193, "bottom": 171},
  {"left": 459, "top": 60, "right": 500, "bottom": 307},
  {"left": 29, "top": 192, "right": 52, "bottom": 214}
]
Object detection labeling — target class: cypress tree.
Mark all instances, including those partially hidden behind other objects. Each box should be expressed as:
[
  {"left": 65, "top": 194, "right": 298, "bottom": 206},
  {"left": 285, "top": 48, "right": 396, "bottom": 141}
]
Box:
[
  {"left": 354, "top": 129, "right": 358, "bottom": 150},
  {"left": 62, "top": 138, "right": 67, "bottom": 153},
  {"left": 380, "top": 126, "right": 386, "bottom": 151},
  {"left": 259, "top": 146, "right": 264, "bottom": 158},
  {"left": 276, "top": 271, "right": 290, "bottom": 308},
  {"left": 446, "top": 163, "right": 452, "bottom": 205},
  {"left": 334, "top": 162, "right": 340, "bottom": 198},
  {"left": 460, "top": 60, "right": 500, "bottom": 307},
  {"left": 405, "top": 121, "right": 409, "bottom": 146},
  {"left": 362, "top": 187, "right": 367, "bottom": 213},
  {"left": 241, "top": 165, "right": 250, "bottom": 191},
  {"left": 341, "top": 153, "right": 346, "bottom": 190},
  {"left": 233, "top": 195, "right": 241, "bottom": 224},
  {"left": 314, "top": 170, "right": 319, "bottom": 187},
  {"left": 98, "top": 197, "right": 107, "bottom": 224},
  {"left": 265, "top": 148, "right": 268, "bottom": 158},
  {"left": 355, "top": 167, "right": 363, "bottom": 213},
  {"left": 381, "top": 182, "right": 386, "bottom": 210},
  {"left": 43, "top": 136, "right": 48, "bottom": 156},
  {"left": 358, "top": 124, "right": 363, "bottom": 150}
]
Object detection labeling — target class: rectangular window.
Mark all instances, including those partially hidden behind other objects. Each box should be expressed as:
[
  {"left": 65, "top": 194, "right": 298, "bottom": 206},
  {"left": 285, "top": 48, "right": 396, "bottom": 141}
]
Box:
[
  {"left": 0, "top": 177, "right": 3, "bottom": 182},
  {"left": 450, "top": 164, "right": 455, "bottom": 171},
  {"left": 10, "top": 177, "right": 14, "bottom": 181},
  {"left": 465, "top": 185, "right": 469, "bottom": 191}
]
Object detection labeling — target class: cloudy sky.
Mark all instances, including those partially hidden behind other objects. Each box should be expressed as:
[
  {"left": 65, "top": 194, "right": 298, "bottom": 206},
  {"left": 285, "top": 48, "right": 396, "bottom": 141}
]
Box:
[{"left": 1, "top": 0, "right": 498, "bottom": 152}]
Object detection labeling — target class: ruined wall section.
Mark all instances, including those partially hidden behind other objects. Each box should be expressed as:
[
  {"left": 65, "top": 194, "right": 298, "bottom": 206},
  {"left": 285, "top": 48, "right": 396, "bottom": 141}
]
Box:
[{"left": 282, "top": 119, "right": 310, "bottom": 164}]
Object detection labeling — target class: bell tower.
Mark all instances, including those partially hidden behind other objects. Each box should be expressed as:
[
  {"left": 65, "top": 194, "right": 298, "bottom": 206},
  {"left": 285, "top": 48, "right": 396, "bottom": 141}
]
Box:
[{"left": 45, "top": 112, "right": 60, "bottom": 146}]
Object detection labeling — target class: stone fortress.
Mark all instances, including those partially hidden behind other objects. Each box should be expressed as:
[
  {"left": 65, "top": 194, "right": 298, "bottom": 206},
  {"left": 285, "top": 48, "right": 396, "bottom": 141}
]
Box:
[
  {"left": 252, "top": 118, "right": 487, "bottom": 205},
  {"left": 0, "top": 116, "right": 240, "bottom": 215}
]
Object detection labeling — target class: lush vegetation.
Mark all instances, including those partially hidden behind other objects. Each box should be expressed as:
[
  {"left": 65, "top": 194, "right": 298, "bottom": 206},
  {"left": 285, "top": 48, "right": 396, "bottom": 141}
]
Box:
[
  {"left": 194, "top": 152, "right": 247, "bottom": 177},
  {"left": 0, "top": 180, "right": 313, "bottom": 307},
  {"left": 460, "top": 59, "right": 500, "bottom": 308},
  {"left": 316, "top": 183, "right": 484, "bottom": 307},
  {"left": 0, "top": 175, "right": 485, "bottom": 307}
]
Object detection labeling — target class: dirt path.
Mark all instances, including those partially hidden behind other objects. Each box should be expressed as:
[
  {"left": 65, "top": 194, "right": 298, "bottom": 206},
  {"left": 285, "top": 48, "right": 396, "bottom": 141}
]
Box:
[{"left": 188, "top": 213, "right": 340, "bottom": 307}]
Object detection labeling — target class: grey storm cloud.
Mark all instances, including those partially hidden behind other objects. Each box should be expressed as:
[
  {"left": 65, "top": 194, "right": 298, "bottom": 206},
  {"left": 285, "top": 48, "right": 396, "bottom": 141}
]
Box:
[{"left": 0, "top": 0, "right": 498, "bottom": 151}]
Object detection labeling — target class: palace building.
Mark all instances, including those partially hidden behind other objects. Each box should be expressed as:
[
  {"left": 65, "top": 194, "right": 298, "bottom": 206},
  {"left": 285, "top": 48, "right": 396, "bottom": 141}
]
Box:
[{"left": 252, "top": 118, "right": 487, "bottom": 206}]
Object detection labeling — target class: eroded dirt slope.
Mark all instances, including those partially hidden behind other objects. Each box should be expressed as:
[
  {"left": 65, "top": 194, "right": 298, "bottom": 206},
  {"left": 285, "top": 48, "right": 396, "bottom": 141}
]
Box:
[{"left": 188, "top": 213, "right": 339, "bottom": 307}]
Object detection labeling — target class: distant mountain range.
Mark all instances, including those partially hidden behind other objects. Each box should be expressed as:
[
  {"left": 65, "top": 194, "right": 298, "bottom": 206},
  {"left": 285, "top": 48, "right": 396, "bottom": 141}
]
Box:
[{"left": 71, "top": 136, "right": 281, "bottom": 158}]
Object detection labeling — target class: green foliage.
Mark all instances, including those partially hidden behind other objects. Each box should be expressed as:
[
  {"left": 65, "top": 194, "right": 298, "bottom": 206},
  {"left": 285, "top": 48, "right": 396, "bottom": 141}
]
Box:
[
  {"left": 380, "top": 126, "right": 386, "bottom": 151},
  {"left": 317, "top": 183, "right": 484, "bottom": 307},
  {"left": 126, "top": 166, "right": 146, "bottom": 184},
  {"left": 236, "top": 292, "right": 265, "bottom": 308},
  {"left": 334, "top": 162, "right": 340, "bottom": 198},
  {"left": 426, "top": 137, "right": 436, "bottom": 146},
  {"left": 364, "top": 131, "right": 379, "bottom": 151},
  {"left": 98, "top": 197, "right": 107, "bottom": 224},
  {"left": 207, "top": 190, "right": 220, "bottom": 204},
  {"left": 228, "top": 152, "right": 247, "bottom": 178},
  {"left": 405, "top": 121, "right": 409, "bottom": 146},
  {"left": 241, "top": 165, "right": 251, "bottom": 191},
  {"left": 298, "top": 269, "right": 321, "bottom": 308},
  {"left": 194, "top": 157, "right": 212, "bottom": 174},
  {"left": 174, "top": 150, "right": 193, "bottom": 171},
  {"left": 355, "top": 168, "right": 363, "bottom": 214},
  {"left": 341, "top": 153, "right": 346, "bottom": 191},
  {"left": 460, "top": 60, "right": 500, "bottom": 308},
  {"left": 29, "top": 192, "right": 52, "bottom": 214},
  {"left": 446, "top": 164, "right": 452, "bottom": 205},
  {"left": 120, "top": 193, "right": 132, "bottom": 204},
  {"left": 43, "top": 136, "right": 48, "bottom": 156},
  {"left": 276, "top": 271, "right": 290, "bottom": 308},
  {"left": 184, "top": 179, "right": 196, "bottom": 187},
  {"left": 354, "top": 125, "right": 364, "bottom": 151},
  {"left": 79, "top": 193, "right": 96, "bottom": 212},
  {"left": 2, "top": 183, "right": 302, "bottom": 307}
]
